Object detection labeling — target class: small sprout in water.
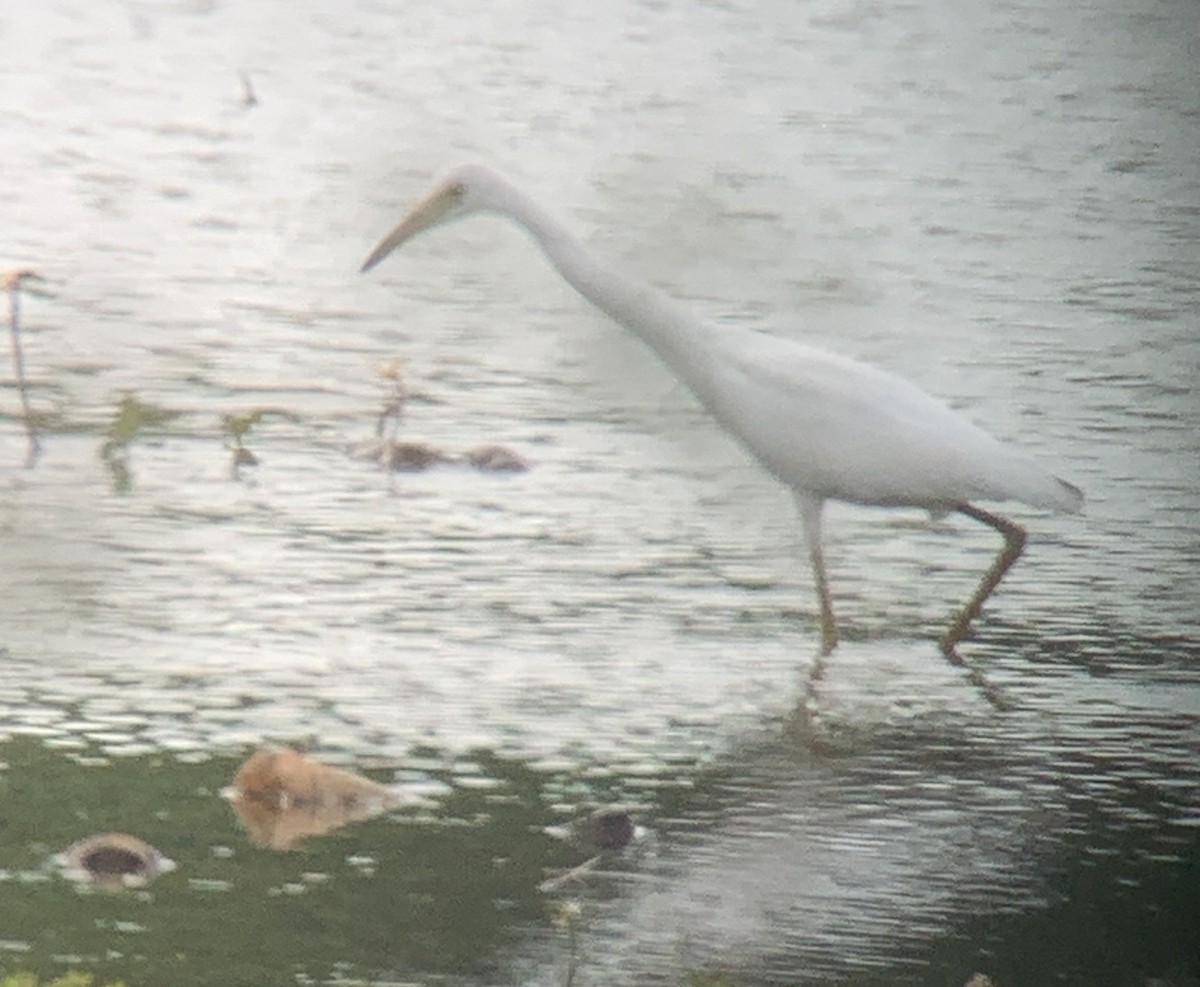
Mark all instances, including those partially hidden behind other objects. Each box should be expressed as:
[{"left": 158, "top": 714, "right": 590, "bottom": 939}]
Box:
[
  {"left": 551, "top": 899, "right": 583, "bottom": 987},
  {"left": 4, "top": 268, "right": 50, "bottom": 467},
  {"left": 552, "top": 900, "right": 582, "bottom": 929},
  {"left": 55, "top": 832, "right": 176, "bottom": 891},
  {"left": 375, "top": 358, "right": 411, "bottom": 439},
  {"left": 377, "top": 358, "right": 408, "bottom": 382},
  {"left": 220, "top": 407, "right": 297, "bottom": 477}
]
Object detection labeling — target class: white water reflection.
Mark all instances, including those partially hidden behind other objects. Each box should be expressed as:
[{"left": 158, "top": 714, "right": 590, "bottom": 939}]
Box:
[{"left": 1, "top": 0, "right": 1198, "bottom": 982}]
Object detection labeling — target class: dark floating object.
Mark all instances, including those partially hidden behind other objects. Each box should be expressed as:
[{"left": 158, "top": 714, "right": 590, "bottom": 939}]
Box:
[
  {"left": 574, "top": 806, "right": 636, "bottom": 852},
  {"left": 465, "top": 443, "right": 529, "bottom": 473},
  {"left": 348, "top": 438, "right": 451, "bottom": 472},
  {"left": 348, "top": 439, "right": 530, "bottom": 474},
  {"left": 356, "top": 358, "right": 530, "bottom": 474},
  {"left": 225, "top": 747, "right": 397, "bottom": 850},
  {"left": 55, "top": 832, "right": 176, "bottom": 890},
  {"left": 538, "top": 807, "right": 640, "bottom": 894},
  {"left": 544, "top": 805, "right": 639, "bottom": 854}
]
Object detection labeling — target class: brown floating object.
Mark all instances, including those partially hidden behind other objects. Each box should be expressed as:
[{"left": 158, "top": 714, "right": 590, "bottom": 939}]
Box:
[
  {"left": 226, "top": 748, "right": 397, "bottom": 850},
  {"left": 55, "top": 832, "right": 176, "bottom": 890},
  {"left": 348, "top": 438, "right": 451, "bottom": 472},
  {"left": 465, "top": 444, "right": 530, "bottom": 472}
]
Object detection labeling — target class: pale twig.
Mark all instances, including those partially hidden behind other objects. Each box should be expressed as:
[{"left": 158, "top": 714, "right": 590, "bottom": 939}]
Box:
[{"left": 4, "top": 268, "right": 45, "bottom": 467}]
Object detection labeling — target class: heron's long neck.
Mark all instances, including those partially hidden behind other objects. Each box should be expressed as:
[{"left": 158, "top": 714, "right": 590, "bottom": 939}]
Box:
[{"left": 494, "top": 186, "right": 719, "bottom": 401}]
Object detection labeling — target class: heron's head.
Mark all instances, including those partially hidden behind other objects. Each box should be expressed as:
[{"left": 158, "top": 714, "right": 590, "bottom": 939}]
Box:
[{"left": 360, "top": 164, "right": 505, "bottom": 273}]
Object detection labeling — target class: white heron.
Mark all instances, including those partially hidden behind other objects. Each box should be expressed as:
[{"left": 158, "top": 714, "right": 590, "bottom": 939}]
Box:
[{"left": 361, "top": 164, "right": 1082, "bottom": 673}]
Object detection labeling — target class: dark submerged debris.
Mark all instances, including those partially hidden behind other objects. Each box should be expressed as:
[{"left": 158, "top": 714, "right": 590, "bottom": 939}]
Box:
[
  {"left": 574, "top": 805, "right": 636, "bottom": 852},
  {"left": 349, "top": 437, "right": 452, "bottom": 472},
  {"left": 351, "top": 360, "right": 530, "bottom": 474},
  {"left": 538, "top": 805, "right": 640, "bottom": 894},
  {"left": 465, "top": 443, "right": 529, "bottom": 472}
]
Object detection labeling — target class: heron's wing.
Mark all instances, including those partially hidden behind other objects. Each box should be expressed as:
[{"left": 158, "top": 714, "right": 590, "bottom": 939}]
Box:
[{"left": 707, "top": 331, "right": 1071, "bottom": 509}]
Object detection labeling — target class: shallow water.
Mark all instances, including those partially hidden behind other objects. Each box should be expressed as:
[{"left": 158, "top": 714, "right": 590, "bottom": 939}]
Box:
[{"left": 1, "top": 0, "right": 1197, "bottom": 984}]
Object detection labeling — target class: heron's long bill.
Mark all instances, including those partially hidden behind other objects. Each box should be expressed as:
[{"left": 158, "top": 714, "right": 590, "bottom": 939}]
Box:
[{"left": 360, "top": 182, "right": 463, "bottom": 273}]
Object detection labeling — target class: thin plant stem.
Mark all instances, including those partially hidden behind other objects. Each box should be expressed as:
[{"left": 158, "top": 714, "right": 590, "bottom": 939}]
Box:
[{"left": 6, "top": 271, "right": 43, "bottom": 467}]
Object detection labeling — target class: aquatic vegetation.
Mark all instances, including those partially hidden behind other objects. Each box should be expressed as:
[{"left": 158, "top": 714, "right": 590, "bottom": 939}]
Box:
[
  {"left": 374, "top": 357, "right": 411, "bottom": 441},
  {"left": 3, "top": 268, "right": 50, "bottom": 467},
  {"left": 220, "top": 407, "right": 298, "bottom": 478},
  {"left": 98, "top": 392, "right": 183, "bottom": 493}
]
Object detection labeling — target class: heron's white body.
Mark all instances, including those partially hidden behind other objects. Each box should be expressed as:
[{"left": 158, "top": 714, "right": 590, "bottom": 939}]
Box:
[
  {"left": 361, "top": 163, "right": 1082, "bottom": 665},
  {"left": 701, "top": 331, "right": 1078, "bottom": 511},
  {"left": 425, "top": 167, "right": 1077, "bottom": 514}
]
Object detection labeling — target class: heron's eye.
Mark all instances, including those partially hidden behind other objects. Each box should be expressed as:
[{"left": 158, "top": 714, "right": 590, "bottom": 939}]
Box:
[{"left": 447, "top": 182, "right": 466, "bottom": 201}]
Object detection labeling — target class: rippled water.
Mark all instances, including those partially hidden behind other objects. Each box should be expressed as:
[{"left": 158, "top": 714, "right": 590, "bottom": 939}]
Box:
[{"left": 1, "top": 0, "right": 1197, "bottom": 984}]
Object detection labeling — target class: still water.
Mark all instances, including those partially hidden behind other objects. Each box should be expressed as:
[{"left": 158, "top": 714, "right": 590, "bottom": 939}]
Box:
[{"left": 1, "top": 0, "right": 1197, "bottom": 984}]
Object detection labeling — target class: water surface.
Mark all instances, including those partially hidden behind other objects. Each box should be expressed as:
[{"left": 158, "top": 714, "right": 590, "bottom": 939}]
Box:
[{"left": 0, "top": 0, "right": 1197, "bottom": 984}]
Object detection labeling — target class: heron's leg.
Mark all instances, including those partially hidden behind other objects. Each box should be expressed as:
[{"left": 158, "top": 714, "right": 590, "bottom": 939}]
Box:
[
  {"left": 940, "top": 504, "right": 1026, "bottom": 664},
  {"left": 797, "top": 496, "right": 838, "bottom": 659}
]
